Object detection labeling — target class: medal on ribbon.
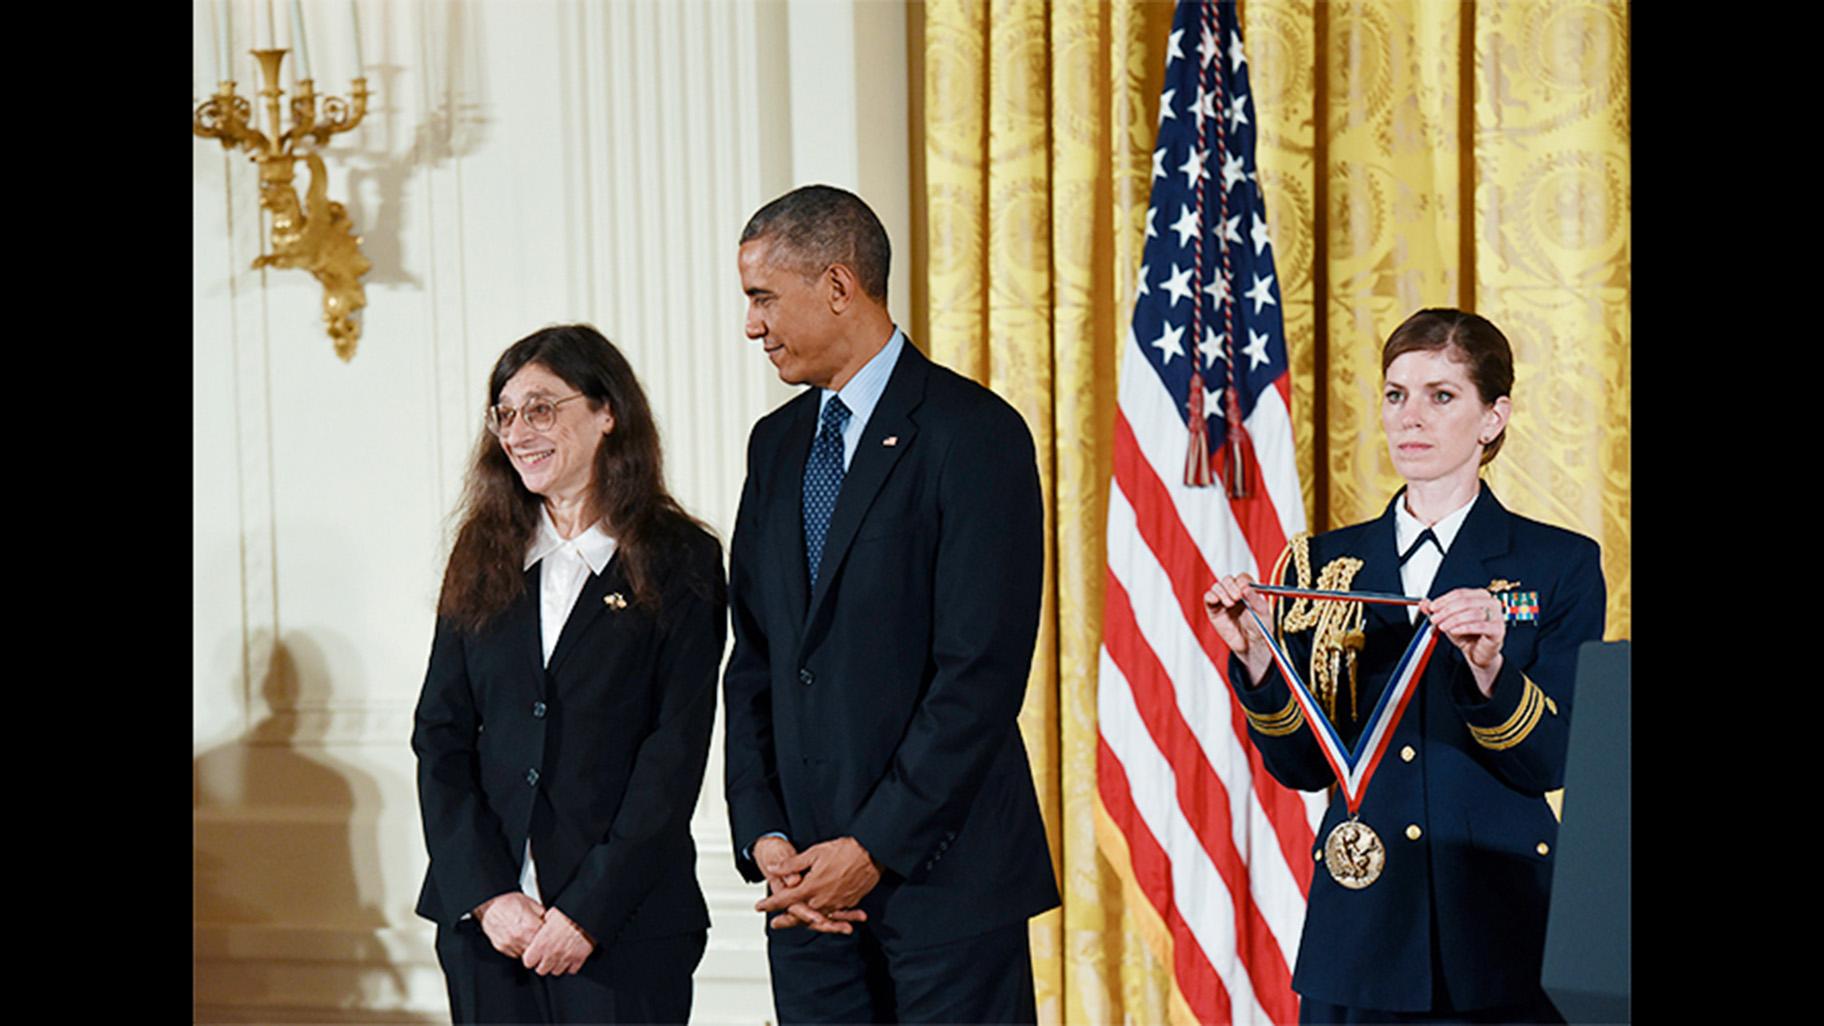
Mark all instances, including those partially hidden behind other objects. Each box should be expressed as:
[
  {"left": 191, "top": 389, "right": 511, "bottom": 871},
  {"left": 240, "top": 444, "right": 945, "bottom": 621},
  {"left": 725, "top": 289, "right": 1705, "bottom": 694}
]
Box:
[{"left": 1242, "top": 587, "right": 1441, "bottom": 889}]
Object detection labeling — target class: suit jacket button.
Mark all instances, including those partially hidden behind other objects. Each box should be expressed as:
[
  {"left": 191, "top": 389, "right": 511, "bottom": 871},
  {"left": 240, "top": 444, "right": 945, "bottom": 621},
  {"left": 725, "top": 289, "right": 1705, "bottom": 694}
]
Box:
[
  {"left": 799, "top": 668, "right": 814, "bottom": 686},
  {"left": 1399, "top": 745, "right": 1415, "bottom": 762},
  {"left": 1405, "top": 824, "right": 1422, "bottom": 841},
  {"left": 1536, "top": 842, "right": 1550, "bottom": 856},
  {"left": 526, "top": 768, "right": 540, "bottom": 787},
  {"left": 532, "top": 701, "right": 547, "bottom": 718}
]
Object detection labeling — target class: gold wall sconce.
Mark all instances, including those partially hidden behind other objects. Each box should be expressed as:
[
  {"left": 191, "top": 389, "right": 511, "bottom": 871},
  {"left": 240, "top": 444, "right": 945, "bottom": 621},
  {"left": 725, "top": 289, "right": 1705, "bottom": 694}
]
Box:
[{"left": 194, "top": 2, "right": 372, "bottom": 361}]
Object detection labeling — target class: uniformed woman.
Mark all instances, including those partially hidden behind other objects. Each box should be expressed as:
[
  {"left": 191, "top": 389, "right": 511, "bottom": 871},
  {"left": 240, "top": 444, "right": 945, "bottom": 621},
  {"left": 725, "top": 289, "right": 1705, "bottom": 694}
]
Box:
[{"left": 1204, "top": 308, "right": 1605, "bottom": 1024}]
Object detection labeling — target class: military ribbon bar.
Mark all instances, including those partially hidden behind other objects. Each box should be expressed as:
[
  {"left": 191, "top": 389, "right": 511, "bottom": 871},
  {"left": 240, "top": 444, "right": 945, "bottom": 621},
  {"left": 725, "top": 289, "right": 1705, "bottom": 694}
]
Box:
[
  {"left": 1243, "top": 602, "right": 1440, "bottom": 816},
  {"left": 1500, "top": 590, "right": 1539, "bottom": 623}
]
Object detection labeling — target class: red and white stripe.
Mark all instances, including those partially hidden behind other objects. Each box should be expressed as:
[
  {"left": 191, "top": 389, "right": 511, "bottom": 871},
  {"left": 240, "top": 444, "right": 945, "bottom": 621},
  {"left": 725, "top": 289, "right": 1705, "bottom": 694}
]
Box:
[{"left": 1097, "top": 336, "right": 1324, "bottom": 1024}]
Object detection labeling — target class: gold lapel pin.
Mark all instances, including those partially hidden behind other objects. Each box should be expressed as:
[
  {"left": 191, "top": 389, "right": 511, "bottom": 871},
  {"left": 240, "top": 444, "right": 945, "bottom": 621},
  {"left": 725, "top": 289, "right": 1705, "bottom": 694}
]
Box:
[
  {"left": 1486, "top": 578, "right": 1521, "bottom": 593},
  {"left": 883, "top": 436, "right": 898, "bottom": 446},
  {"left": 603, "top": 592, "right": 628, "bottom": 610}
]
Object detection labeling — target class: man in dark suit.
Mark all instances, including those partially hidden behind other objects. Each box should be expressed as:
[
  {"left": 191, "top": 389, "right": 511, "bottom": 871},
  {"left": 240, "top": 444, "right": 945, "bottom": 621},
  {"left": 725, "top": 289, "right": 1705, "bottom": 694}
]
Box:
[{"left": 723, "top": 185, "right": 1059, "bottom": 1024}]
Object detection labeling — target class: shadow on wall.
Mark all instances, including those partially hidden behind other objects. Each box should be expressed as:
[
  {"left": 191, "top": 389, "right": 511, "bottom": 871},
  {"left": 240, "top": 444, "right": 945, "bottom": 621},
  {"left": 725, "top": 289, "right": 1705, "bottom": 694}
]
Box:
[
  {"left": 341, "top": 0, "right": 491, "bottom": 290},
  {"left": 194, "top": 630, "right": 408, "bottom": 1015}
]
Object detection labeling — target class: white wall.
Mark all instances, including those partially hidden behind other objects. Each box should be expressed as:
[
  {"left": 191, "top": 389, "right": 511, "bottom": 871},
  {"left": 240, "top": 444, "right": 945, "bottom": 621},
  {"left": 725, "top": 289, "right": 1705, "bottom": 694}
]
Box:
[{"left": 193, "top": 1, "right": 909, "bottom": 1020}]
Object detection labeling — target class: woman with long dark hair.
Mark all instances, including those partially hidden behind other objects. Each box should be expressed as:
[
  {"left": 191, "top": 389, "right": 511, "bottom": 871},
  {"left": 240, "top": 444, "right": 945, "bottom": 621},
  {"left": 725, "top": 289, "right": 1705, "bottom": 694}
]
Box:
[
  {"left": 1204, "top": 309, "right": 1605, "bottom": 1024},
  {"left": 413, "top": 324, "right": 725, "bottom": 1024}
]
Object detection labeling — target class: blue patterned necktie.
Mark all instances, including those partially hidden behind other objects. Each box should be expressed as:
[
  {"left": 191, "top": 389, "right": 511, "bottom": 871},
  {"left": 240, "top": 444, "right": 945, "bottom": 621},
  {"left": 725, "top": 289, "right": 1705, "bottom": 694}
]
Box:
[{"left": 803, "top": 396, "right": 852, "bottom": 589}]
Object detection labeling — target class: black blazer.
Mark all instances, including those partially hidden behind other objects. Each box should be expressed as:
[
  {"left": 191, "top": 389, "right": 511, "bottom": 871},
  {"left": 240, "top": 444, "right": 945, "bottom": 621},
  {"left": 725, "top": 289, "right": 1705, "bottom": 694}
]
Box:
[
  {"left": 1229, "top": 485, "right": 1605, "bottom": 1011},
  {"left": 723, "top": 341, "right": 1061, "bottom": 947},
  {"left": 413, "top": 523, "right": 727, "bottom": 950}
]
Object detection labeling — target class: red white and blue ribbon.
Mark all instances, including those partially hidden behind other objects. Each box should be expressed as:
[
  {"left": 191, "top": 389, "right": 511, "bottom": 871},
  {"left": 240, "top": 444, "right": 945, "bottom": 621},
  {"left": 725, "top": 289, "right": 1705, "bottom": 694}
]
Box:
[
  {"left": 1250, "top": 582, "right": 1423, "bottom": 608},
  {"left": 1243, "top": 602, "right": 1440, "bottom": 816}
]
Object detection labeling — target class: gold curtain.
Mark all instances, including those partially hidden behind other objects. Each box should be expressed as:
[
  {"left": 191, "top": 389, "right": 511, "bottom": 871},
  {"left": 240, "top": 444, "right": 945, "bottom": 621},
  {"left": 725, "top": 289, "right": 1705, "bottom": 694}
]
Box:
[
  {"left": 1249, "top": 0, "right": 1631, "bottom": 637},
  {"left": 910, "top": 1, "right": 1628, "bottom": 1023},
  {"left": 913, "top": 1, "right": 1178, "bottom": 1020}
]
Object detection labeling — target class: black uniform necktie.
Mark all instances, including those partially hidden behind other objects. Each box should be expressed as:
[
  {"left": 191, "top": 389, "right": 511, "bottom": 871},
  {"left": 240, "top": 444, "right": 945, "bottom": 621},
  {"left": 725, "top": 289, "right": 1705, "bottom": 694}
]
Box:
[{"left": 1399, "top": 527, "right": 1441, "bottom": 565}]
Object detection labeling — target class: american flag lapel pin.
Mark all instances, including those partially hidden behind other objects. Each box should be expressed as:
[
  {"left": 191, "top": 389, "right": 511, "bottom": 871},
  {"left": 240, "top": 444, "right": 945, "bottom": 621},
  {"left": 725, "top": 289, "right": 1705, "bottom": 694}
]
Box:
[{"left": 883, "top": 436, "right": 898, "bottom": 447}]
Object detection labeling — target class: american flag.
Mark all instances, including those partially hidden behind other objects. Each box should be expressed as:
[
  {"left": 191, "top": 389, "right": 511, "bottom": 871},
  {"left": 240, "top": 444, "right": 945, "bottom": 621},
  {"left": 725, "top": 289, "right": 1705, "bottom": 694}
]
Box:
[{"left": 1095, "top": 2, "right": 1323, "bottom": 1023}]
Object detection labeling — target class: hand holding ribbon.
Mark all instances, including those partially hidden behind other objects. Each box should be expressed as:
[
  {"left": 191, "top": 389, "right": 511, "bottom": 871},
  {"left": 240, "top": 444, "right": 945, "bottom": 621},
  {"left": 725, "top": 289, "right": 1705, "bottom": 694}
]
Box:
[
  {"left": 1202, "top": 573, "right": 1274, "bottom": 685},
  {"left": 1418, "top": 587, "right": 1506, "bottom": 697}
]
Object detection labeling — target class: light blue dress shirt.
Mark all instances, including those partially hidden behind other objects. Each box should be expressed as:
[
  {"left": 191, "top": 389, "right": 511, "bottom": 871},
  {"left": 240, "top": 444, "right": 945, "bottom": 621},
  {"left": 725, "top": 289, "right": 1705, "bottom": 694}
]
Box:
[{"left": 817, "top": 327, "right": 905, "bottom": 471}]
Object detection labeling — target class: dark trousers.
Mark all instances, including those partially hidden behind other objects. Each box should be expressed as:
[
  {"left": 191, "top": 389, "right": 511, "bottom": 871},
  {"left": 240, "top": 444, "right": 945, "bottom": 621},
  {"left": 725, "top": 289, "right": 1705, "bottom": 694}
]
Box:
[
  {"left": 1300, "top": 989, "right": 1566, "bottom": 1025},
  {"left": 766, "top": 918, "right": 1037, "bottom": 1025},
  {"left": 435, "top": 919, "right": 705, "bottom": 1025}
]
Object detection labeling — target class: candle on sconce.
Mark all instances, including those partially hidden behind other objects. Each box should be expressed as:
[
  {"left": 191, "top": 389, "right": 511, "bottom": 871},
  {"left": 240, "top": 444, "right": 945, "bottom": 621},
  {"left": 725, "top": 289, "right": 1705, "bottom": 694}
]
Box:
[
  {"left": 349, "top": 0, "right": 365, "bottom": 78},
  {"left": 209, "top": 2, "right": 223, "bottom": 83},
  {"left": 290, "top": 0, "right": 312, "bottom": 79},
  {"left": 265, "top": 0, "right": 278, "bottom": 47},
  {"left": 239, "top": 0, "right": 253, "bottom": 83},
  {"left": 212, "top": 1, "right": 228, "bottom": 83}
]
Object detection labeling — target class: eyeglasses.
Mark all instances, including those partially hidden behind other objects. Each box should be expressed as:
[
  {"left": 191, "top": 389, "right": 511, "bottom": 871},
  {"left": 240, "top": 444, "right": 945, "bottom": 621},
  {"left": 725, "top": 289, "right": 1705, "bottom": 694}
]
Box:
[{"left": 485, "top": 393, "right": 586, "bottom": 436}]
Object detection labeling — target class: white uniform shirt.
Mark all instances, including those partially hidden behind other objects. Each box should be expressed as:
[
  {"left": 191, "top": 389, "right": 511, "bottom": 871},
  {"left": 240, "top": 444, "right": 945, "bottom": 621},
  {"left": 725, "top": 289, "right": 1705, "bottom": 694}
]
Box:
[{"left": 1393, "top": 490, "right": 1478, "bottom": 624}]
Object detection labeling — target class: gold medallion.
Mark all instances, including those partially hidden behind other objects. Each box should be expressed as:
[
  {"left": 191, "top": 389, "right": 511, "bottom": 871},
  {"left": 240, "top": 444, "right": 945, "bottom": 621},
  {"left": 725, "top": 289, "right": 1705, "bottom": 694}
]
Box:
[{"left": 1323, "top": 819, "right": 1385, "bottom": 889}]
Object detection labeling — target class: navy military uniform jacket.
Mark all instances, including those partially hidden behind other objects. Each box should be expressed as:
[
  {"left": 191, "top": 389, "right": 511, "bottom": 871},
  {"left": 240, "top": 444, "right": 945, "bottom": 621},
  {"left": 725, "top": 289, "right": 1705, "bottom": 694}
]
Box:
[{"left": 1227, "top": 485, "right": 1604, "bottom": 1013}]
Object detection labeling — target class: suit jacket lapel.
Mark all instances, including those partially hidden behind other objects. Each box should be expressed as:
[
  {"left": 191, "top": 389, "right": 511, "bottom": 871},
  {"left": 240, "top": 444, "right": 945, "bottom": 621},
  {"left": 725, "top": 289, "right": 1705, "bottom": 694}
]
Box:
[
  {"left": 545, "top": 552, "right": 624, "bottom": 678},
  {"left": 773, "top": 390, "right": 820, "bottom": 633},
  {"left": 1357, "top": 494, "right": 1409, "bottom": 636},
  {"left": 805, "top": 343, "right": 927, "bottom": 624},
  {"left": 504, "top": 565, "right": 546, "bottom": 696}
]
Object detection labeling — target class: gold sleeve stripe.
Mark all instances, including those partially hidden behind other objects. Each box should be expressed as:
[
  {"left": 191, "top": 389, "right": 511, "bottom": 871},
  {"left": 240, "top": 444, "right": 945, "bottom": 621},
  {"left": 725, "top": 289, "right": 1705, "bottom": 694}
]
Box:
[
  {"left": 1469, "top": 677, "right": 1548, "bottom": 750},
  {"left": 1246, "top": 695, "right": 1305, "bottom": 737}
]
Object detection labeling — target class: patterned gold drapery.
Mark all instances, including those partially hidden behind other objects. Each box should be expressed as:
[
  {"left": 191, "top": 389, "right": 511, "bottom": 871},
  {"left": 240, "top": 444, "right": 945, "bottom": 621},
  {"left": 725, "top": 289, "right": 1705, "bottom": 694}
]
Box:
[
  {"left": 914, "top": 1, "right": 1178, "bottom": 1020},
  {"left": 911, "top": 2, "right": 1628, "bottom": 1022},
  {"left": 1249, "top": 0, "right": 1631, "bottom": 637}
]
